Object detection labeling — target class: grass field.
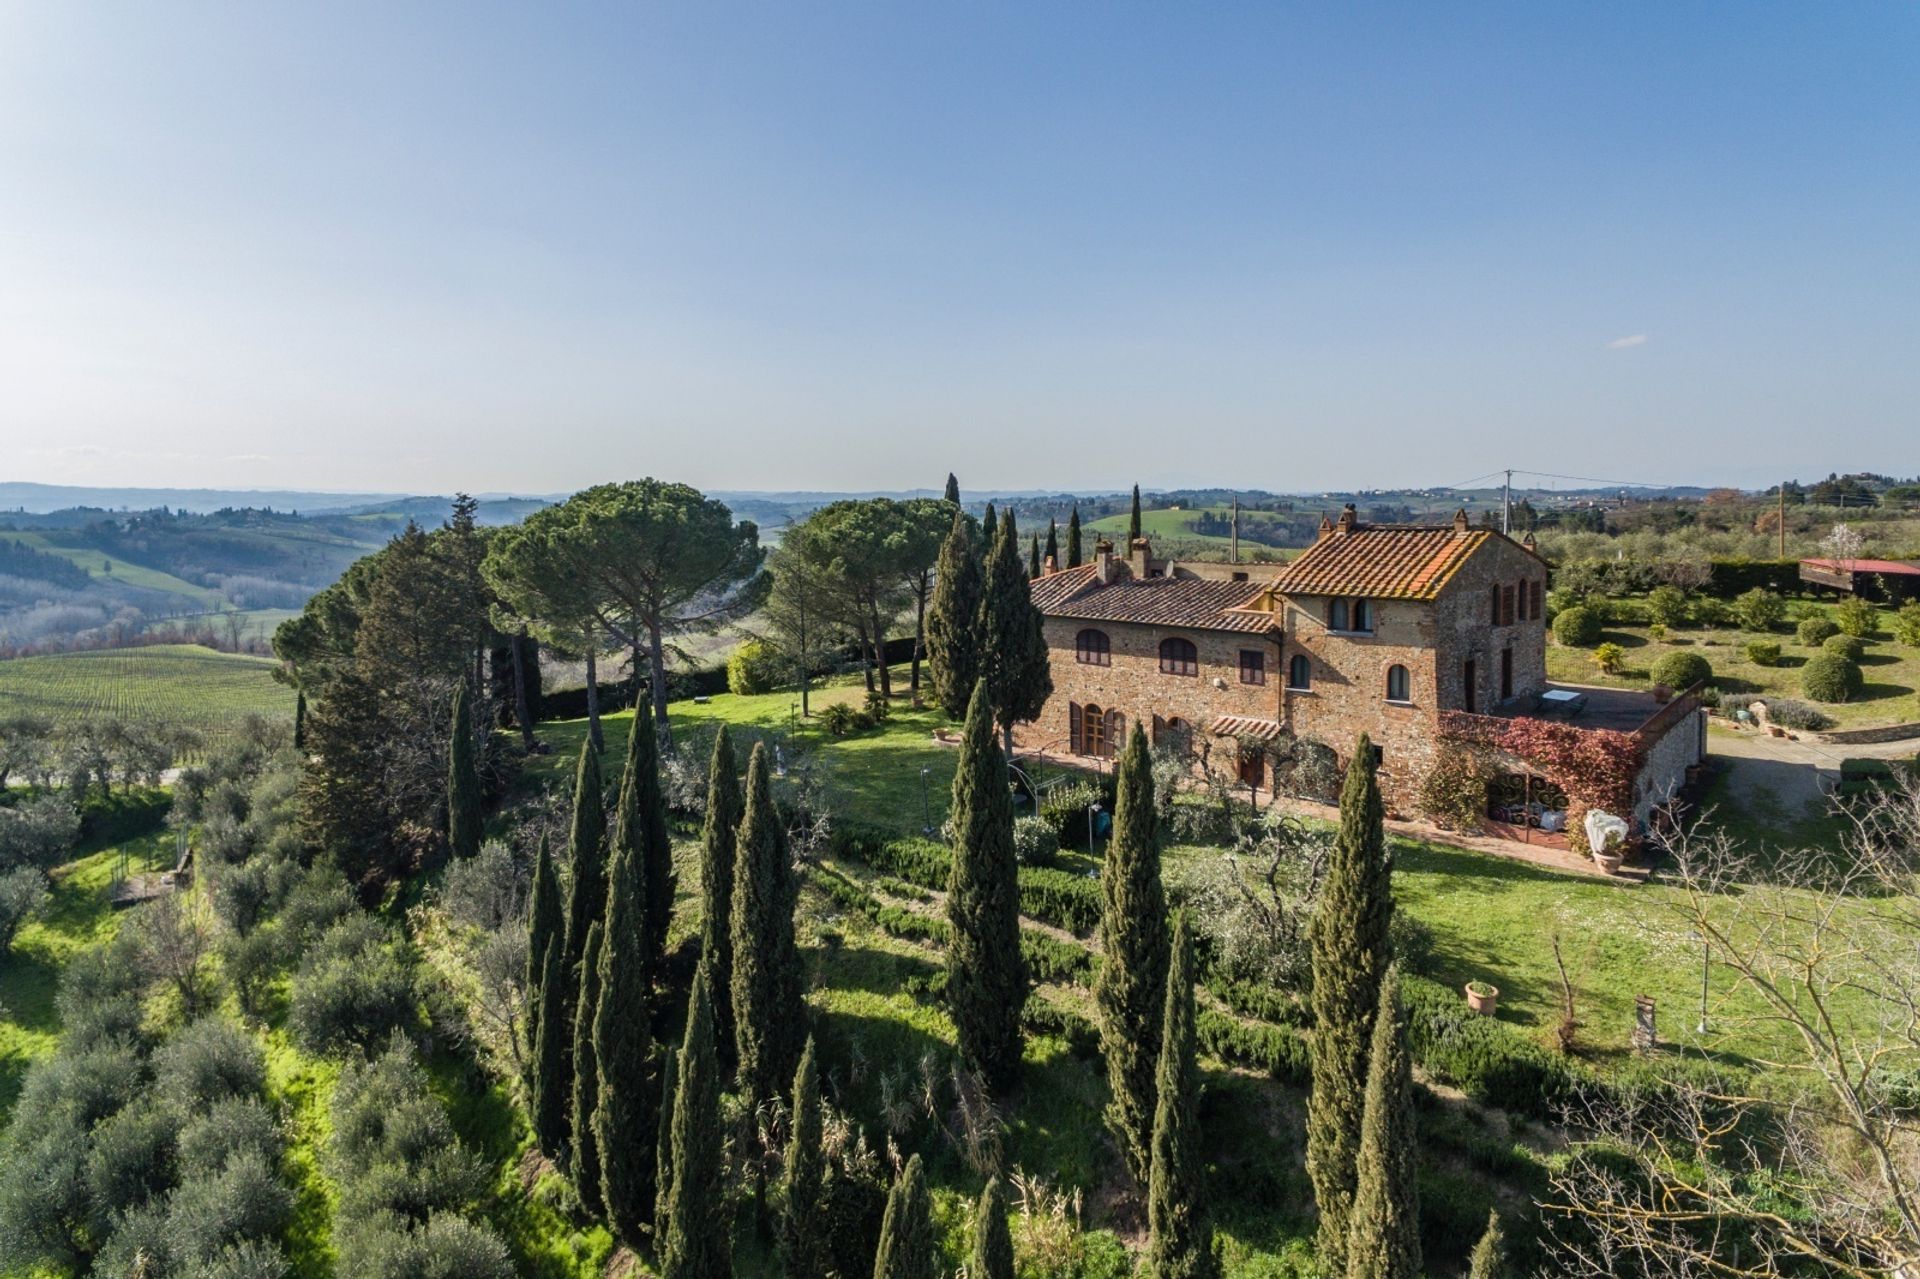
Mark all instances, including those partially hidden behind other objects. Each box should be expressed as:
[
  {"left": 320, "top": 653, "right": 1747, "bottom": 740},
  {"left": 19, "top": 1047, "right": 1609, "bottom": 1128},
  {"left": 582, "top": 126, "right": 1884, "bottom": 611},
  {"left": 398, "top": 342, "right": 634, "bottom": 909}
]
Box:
[
  {"left": 6, "top": 530, "right": 231, "bottom": 609},
  {"left": 0, "top": 643, "right": 294, "bottom": 747},
  {"left": 1546, "top": 600, "right": 1920, "bottom": 727},
  {"left": 1086, "top": 504, "right": 1299, "bottom": 562}
]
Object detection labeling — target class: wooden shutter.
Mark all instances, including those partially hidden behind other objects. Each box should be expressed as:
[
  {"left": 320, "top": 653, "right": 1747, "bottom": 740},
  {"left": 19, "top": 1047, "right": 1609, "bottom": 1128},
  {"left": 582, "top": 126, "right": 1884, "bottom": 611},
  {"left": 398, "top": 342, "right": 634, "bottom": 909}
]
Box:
[
  {"left": 1107, "top": 708, "right": 1125, "bottom": 754},
  {"left": 1069, "top": 701, "right": 1082, "bottom": 754},
  {"left": 1152, "top": 713, "right": 1166, "bottom": 745}
]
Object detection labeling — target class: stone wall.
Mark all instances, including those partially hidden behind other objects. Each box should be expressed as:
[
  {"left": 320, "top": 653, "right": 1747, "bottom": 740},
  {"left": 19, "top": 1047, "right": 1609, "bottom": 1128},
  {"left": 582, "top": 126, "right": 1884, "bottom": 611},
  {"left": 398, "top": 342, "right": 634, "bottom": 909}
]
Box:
[{"left": 1633, "top": 707, "right": 1707, "bottom": 823}]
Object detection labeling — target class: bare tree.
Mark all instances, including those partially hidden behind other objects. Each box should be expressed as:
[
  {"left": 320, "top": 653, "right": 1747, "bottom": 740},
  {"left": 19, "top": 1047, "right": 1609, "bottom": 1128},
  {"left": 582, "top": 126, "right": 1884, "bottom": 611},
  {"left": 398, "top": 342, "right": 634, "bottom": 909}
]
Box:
[
  {"left": 132, "top": 891, "right": 214, "bottom": 1016},
  {"left": 1543, "top": 779, "right": 1920, "bottom": 1277}
]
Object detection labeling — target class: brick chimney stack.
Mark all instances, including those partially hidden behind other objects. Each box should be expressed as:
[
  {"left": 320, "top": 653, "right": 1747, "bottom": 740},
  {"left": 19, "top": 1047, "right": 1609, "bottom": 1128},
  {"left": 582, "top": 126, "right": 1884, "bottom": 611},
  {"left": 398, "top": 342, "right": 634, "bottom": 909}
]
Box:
[
  {"left": 1128, "top": 536, "right": 1152, "bottom": 577},
  {"left": 1094, "top": 537, "right": 1117, "bottom": 584},
  {"left": 1452, "top": 508, "right": 1472, "bottom": 535},
  {"left": 1335, "top": 504, "right": 1358, "bottom": 536}
]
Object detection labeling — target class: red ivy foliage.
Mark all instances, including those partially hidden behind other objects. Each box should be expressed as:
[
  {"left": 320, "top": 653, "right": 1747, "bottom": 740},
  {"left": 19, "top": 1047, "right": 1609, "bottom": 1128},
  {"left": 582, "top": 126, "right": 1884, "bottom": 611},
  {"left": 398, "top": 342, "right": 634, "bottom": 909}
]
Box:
[{"left": 1437, "top": 711, "right": 1644, "bottom": 816}]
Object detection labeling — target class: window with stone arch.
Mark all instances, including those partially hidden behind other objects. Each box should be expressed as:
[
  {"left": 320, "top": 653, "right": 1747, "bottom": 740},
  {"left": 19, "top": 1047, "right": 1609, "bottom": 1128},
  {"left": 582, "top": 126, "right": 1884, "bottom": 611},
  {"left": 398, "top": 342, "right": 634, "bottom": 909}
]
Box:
[
  {"left": 1287, "top": 654, "right": 1311, "bottom": 690},
  {"left": 1386, "top": 663, "right": 1410, "bottom": 703},
  {"left": 1159, "top": 636, "right": 1199, "bottom": 676},
  {"left": 1075, "top": 628, "right": 1110, "bottom": 666}
]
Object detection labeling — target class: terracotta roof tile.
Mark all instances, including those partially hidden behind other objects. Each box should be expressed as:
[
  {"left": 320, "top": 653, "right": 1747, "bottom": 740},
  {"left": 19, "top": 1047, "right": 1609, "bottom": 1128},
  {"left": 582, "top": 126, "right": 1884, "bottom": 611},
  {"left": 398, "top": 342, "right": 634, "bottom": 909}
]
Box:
[
  {"left": 1209, "top": 715, "right": 1285, "bottom": 740},
  {"left": 1029, "top": 565, "right": 1277, "bottom": 634},
  {"left": 1269, "top": 525, "right": 1494, "bottom": 600}
]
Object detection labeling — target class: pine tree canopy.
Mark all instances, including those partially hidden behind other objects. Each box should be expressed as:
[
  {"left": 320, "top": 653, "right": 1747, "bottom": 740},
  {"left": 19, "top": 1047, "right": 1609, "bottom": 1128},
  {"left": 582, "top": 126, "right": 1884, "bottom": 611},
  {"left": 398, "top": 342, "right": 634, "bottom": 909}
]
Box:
[
  {"left": 1096, "top": 723, "right": 1170, "bottom": 1190},
  {"left": 1145, "top": 912, "right": 1217, "bottom": 1279},
  {"left": 1308, "top": 736, "right": 1394, "bottom": 1276},
  {"left": 1345, "top": 966, "right": 1420, "bottom": 1279},
  {"left": 945, "top": 680, "right": 1027, "bottom": 1091}
]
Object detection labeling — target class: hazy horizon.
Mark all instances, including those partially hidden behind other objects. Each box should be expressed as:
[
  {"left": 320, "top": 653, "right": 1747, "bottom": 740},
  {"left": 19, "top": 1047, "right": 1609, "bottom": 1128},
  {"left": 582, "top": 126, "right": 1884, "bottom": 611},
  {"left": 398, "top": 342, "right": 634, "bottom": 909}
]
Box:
[{"left": 4, "top": 4, "right": 1915, "bottom": 495}]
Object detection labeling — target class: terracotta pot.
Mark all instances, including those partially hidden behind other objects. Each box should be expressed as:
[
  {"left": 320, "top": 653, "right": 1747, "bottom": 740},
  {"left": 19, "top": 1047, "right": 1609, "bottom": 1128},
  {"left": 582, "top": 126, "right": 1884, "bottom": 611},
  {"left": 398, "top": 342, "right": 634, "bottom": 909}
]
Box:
[
  {"left": 1594, "top": 850, "right": 1624, "bottom": 874},
  {"left": 1464, "top": 983, "right": 1499, "bottom": 1016},
  {"left": 1652, "top": 684, "right": 1673, "bottom": 704}
]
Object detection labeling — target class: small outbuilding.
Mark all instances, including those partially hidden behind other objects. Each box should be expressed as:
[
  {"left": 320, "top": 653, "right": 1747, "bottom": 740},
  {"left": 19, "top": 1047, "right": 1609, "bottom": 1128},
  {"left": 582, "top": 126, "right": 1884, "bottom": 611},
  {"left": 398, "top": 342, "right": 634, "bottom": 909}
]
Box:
[{"left": 1798, "top": 557, "right": 1920, "bottom": 601}]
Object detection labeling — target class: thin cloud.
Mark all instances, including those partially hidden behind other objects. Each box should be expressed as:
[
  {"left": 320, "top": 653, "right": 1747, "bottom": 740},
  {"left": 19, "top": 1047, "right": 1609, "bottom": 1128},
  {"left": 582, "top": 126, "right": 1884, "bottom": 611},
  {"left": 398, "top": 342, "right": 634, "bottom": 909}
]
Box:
[{"left": 1604, "top": 334, "right": 1649, "bottom": 350}]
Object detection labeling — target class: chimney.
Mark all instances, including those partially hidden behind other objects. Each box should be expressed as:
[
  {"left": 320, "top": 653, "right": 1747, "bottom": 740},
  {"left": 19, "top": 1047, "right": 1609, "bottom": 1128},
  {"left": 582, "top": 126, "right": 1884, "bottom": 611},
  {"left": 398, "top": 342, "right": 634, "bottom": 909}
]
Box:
[
  {"left": 1521, "top": 532, "right": 1538, "bottom": 553},
  {"left": 1317, "top": 513, "right": 1335, "bottom": 539},
  {"left": 1335, "top": 504, "right": 1358, "bottom": 536},
  {"left": 1094, "top": 537, "right": 1117, "bottom": 584},
  {"left": 1043, "top": 554, "right": 1058, "bottom": 574},
  {"left": 1452, "top": 508, "right": 1472, "bottom": 535},
  {"left": 1129, "top": 536, "right": 1152, "bottom": 578}
]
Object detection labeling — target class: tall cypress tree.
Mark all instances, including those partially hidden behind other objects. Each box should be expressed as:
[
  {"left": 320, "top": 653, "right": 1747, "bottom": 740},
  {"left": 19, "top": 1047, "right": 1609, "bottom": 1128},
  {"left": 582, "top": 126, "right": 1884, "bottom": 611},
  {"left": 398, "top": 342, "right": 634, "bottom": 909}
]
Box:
[
  {"left": 1308, "top": 735, "right": 1395, "bottom": 1275},
  {"left": 944, "top": 473, "right": 961, "bottom": 504},
  {"left": 1128, "top": 484, "right": 1143, "bottom": 542},
  {"left": 561, "top": 738, "right": 608, "bottom": 1002},
  {"left": 977, "top": 511, "right": 1053, "bottom": 755},
  {"left": 982, "top": 501, "right": 995, "bottom": 538},
  {"left": 593, "top": 757, "right": 656, "bottom": 1247},
  {"left": 1028, "top": 533, "right": 1040, "bottom": 579},
  {"left": 1345, "top": 967, "right": 1419, "bottom": 1279},
  {"left": 872, "top": 1154, "right": 933, "bottom": 1279},
  {"left": 1066, "top": 507, "right": 1083, "bottom": 568},
  {"left": 970, "top": 1176, "right": 1014, "bottom": 1279},
  {"left": 654, "top": 1039, "right": 680, "bottom": 1237},
  {"left": 780, "top": 1038, "right": 829, "bottom": 1278},
  {"left": 569, "top": 920, "right": 606, "bottom": 1216},
  {"left": 1095, "top": 723, "right": 1169, "bottom": 1190},
  {"left": 945, "top": 680, "right": 1026, "bottom": 1091},
  {"left": 1044, "top": 518, "right": 1059, "bottom": 569},
  {"left": 731, "top": 742, "right": 803, "bottom": 1103},
  {"left": 1467, "top": 1210, "right": 1507, "bottom": 1279},
  {"left": 661, "top": 967, "right": 729, "bottom": 1278},
  {"left": 926, "top": 511, "right": 984, "bottom": 721},
  {"left": 447, "top": 683, "right": 481, "bottom": 859},
  {"left": 293, "top": 689, "right": 307, "bottom": 750},
  {"left": 700, "top": 726, "right": 743, "bottom": 1059},
  {"left": 610, "top": 710, "right": 675, "bottom": 982},
  {"left": 530, "top": 938, "right": 570, "bottom": 1157},
  {"left": 1145, "top": 913, "right": 1217, "bottom": 1279},
  {"left": 525, "top": 834, "right": 562, "bottom": 1078}
]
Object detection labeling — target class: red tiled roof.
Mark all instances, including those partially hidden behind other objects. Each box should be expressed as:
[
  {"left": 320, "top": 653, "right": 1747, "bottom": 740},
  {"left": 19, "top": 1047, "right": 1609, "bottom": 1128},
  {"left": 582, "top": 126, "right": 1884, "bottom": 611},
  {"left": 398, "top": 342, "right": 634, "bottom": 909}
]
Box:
[
  {"left": 1801, "top": 558, "right": 1920, "bottom": 577},
  {"left": 1029, "top": 565, "right": 1278, "bottom": 634},
  {"left": 1269, "top": 525, "right": 1505, "bottom": 600}
]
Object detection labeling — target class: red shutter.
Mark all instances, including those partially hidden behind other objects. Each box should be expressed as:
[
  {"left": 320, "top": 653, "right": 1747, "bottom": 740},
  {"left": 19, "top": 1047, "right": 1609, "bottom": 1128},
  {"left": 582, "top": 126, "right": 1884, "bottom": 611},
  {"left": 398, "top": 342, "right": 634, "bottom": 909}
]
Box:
[{"left": 1069, "top": 701, "right": 1083, "bottom": 754}]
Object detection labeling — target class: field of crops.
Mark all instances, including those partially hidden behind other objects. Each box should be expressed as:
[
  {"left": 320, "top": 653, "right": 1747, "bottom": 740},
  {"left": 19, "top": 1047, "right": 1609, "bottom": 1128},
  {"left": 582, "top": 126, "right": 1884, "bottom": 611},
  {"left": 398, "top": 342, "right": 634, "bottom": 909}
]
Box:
[{"left": 0, "top": 644, "right": 292, "bottom": 748}]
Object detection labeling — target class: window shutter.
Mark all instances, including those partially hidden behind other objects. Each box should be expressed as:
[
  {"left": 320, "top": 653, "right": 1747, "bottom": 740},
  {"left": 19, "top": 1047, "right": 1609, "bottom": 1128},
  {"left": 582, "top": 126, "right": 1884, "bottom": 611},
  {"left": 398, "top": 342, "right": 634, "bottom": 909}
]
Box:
[
  {"left": 1108, "top": 708, "right": 1125, "bottom": 752},
  {"left": 1069, "top": 702, "right": 1082, "bottom": 754},
  {"left": 1152, "top": 713, "right": 1166, "bottom": 744}
]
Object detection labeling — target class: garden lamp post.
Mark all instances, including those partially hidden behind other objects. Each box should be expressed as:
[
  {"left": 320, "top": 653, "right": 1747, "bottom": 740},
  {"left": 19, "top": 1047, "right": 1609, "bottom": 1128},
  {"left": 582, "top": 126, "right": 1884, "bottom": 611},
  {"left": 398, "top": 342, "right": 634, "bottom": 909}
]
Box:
[
  {"left": 919, "top": 766, "right": 932, "bottom": 835},
  {"left": 1087, "top": 802, "right": 1101, "bottom": 853}
]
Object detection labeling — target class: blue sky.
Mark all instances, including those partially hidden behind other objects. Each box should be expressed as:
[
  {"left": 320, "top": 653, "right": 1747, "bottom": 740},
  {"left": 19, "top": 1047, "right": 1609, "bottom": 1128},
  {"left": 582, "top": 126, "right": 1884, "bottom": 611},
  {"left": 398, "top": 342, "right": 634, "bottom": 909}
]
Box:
[{"left": 1, "top": 3, "right": 1915, "bottom": 495}]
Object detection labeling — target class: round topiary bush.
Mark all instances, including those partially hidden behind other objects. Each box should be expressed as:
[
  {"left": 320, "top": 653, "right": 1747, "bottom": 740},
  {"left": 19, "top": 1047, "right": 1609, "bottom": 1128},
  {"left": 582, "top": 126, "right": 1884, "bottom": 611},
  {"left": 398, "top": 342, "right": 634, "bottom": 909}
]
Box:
[
  {"left": 1744, "top": 640, "right": 1782, "bottom": 667},
  {"left": 1797, "top": 616, "right": 1839, "bottom": 647},
  {"left": 1801, "top": 652, "right": 1864, "bottom": 704},
  {"left": 1552, "top": 606, "right": 1603, "bottom": 648},
  {"left": 1822, "top": 633, "right": 1866, "bottom": 663},
  {"left": 1649, "top": 651, "right": 1712, "bottom": 691}
]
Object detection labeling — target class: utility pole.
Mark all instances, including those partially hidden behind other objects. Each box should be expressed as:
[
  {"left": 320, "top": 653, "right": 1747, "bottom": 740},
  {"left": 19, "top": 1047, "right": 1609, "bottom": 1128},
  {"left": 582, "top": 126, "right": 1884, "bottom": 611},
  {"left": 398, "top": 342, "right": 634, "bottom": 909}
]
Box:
[
  {"left": 1778, "top": 482, "right": 1787, "bottom": 559},
  {"left": 1230, "top": 498, "right": 1240, "bottom": 563},
  {"left": 1501, "top": 469, "right": 1512, "bottom": 535}
]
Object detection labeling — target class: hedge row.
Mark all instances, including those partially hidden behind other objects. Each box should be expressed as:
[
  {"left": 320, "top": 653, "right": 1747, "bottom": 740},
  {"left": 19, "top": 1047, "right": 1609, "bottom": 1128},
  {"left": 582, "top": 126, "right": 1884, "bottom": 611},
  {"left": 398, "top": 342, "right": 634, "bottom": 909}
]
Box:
[{"left": 832, "top": 828, "right": 1104, "bottom": 936}]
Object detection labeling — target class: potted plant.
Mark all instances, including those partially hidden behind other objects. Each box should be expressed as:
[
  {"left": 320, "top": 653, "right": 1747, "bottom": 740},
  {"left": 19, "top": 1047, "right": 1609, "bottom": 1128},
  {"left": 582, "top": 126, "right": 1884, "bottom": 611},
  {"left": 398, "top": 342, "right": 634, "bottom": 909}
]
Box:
[
  {"left": 1651, "top": 684, "right": 1673, "bottom": 705},
  {"left": 1464, "top": 980, "right": 1499, "bottom": 1016},
  {"left": 1593, "top": 845, "right": 1625, "bottom": 874}
]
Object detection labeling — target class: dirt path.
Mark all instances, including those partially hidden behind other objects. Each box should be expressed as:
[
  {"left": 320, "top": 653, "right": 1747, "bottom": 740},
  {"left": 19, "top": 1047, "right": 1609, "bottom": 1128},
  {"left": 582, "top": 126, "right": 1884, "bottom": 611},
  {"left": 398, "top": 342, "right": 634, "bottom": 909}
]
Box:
[{"left": 1708, "top": 722, "right": 1916, "bottom": 822}]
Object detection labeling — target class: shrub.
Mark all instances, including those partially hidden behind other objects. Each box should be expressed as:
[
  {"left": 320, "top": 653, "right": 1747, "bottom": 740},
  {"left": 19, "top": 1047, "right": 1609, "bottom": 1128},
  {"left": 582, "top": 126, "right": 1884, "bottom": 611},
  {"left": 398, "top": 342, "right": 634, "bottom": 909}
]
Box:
[
  {"left": 161, "top": 1147, "right": 292, "bottom": 1267},
  {"left": 1744, "top": 640, "right": 1783, "bottom": 667},
  {"left": 1591, "top": 642, "right": 1627, "bottom": 675},
  {"left": 1834, "top": 596, "right": 1879, "bottom": 638},
  {"left": 1417, "top": 748, "right": 1492, "bottom": 832},
  {"left": 1732, "top": 587, "right": 1785, "bottom": 632},
  {"left": 1796, "top": 615, "right": 1839, "bottom": 646},
  {"left": 1823, "top": 633, "right": 1866, "bottom": 662},
  {"left": 1894, "top": 601, "right": 1920, "bottom": 647},
  {"left": 1646, "top": 622, "right": 1668, "bottom": 643},
  {"left": 153, "top": 1018, "right": 265, "bottom": 1110},
  {"left": 1693, "top": 597, "right": 1732, "bottom": 628},
  {"left": 0, "top": 793, "right": 80, "bottom": 873},
  {"left": 85, "top": 1101, "right": 179, "bottom": 1221},
  {"left": 863, "top": 687, "right": 890, "bottom": 722},
  {"left": 1801, "top": 652, "right": 1864, "bottom": 704},
  {"left": 288, "top": 917, "right": 418, "bottom": 1055},
  {"left": 817, "top": 702, "right": 874, "bottom": 738},
  {"left": 1012, "top": 815, "right": 1060, "bottom": 867},
  {"left": 1647, "top": 586, "right": 1689, "bottom": 628},
  {"left": 1649, "top": 651, "right": 1712, "bottom": 691},
  {"left": 177, "top": 1098, "right": 281, "bottom": 1175},
  {"left": 1759, "top": 698, "right": 1833, "bottom": 732},
  {"left": 0, "top": 866, "right": 47, "bottom": 950},
  {"left": 1402, "top": 976, "right": 1578, "bottom": 1122},
  {"left": 726, "top": 639, "right": 785, "bottom": 695},
  {"left": 1551, "top": 606, "right": 1602, "bottom": 647}
]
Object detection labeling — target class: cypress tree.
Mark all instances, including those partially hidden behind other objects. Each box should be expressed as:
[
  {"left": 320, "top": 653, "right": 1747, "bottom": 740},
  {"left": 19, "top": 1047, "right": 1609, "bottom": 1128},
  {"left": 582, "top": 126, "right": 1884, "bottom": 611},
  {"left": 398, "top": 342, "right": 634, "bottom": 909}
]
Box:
[
  {"left": 700, "top": 726, "right": 743, "bottom": 1060},
  {"left": 977, "top": 510, "right": 1053, "bottom": 755},
  {"left": 927, "top": 510, "right": 984, "bottom": 721},
  {"left": 530, "top": 938, "right": 570, "bottom": 1157},
  {"left": 1066, "top": 507, "right": 1083, "bottom": 568},
  {"left": 293, "top": 689, "right": 306, "bottom": 750},
  {"left": 1145, "top": 913, "right": 1217, "bottom": 1279},
  {"left": 1307, "top": 735, "right": 1395, "bottom": 1275},
  {"left": 780, "top": 1038, "right": 829, "bottom": 1278},
  {"left": 982, "top": 501, "right": 995, "bottom": 537},
  {"left": 1129, "top": 484, "right": 1142, "bottom": 542},
  {"left": 945, "top": 680, "right": 1026, "bottom": 1091},
  {"left": 610, "top": 709, "right": 675, "bottom": 982},
  {"left": 447, "top": 683, "right": 481, "bottom": 859},
  {"left": 970, "top": 1176, "right": 1014, "bottom": 1279},
  {"left": 593, "top": 758, "right": 656, "bottom": 1247},
  {"left": 944, "top": 473, "right": 961, "bottom": 504},
  {"left": 1467, "top": 1210, "right": 1507, "bottom": 1279},
  {"left": 524, "top": 834, "right": 562, "bottom": 1074},
  {"left": 1095, "top": 723, "right": 1169, "bottom": 1189},
  {"left": 1044, "top": 518, "right": 1059, "bottom": 569},
  {"left": 1345, "top": 967, "right": 1419, "bottom": 1279},
  {"left": 569, "top": 920, "right": 606, "bottom": 1216},
  {"left": 661, "top": 968, "right": 729, "bottom": 1278},
  {"left": 731, "top": 742, "right": 803, "bottom": 1103},
  {"left": 561, "top": 738, "right": 608, "bottom": 1013},
  {"left": 654, "top": 1039, "right": 680, "bottom": 1238},
  {"left": 1028, "top": 532, "right": 1040, "bottom": 579},
  {"left": 871, "top": 1154, "right": 933, "bottom": 1279}
]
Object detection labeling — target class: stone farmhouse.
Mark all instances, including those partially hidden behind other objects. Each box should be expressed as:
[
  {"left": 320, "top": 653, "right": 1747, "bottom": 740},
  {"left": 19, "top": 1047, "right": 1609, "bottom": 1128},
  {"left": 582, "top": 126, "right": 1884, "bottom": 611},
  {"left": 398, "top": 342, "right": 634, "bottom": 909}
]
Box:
[{"left": 1021, "top": 505, "right": 1706, "bottom": 835}]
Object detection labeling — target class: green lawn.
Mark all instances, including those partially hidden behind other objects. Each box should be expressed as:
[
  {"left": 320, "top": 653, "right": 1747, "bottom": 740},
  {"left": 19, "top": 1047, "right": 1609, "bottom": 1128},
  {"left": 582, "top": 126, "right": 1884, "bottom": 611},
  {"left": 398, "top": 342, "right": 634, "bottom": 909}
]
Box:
[
  {"left": 1086, "top": 504, "right": 1298, "bottom": 562},
  {"left": 7, "top": 530, "right": 230, "bottom": 609},
  {"left": 1547, "top": 601, "right": 1920, "bottom": 728},
  {"left": 0, "top": 643, "right": 294, "bottom": 750}
]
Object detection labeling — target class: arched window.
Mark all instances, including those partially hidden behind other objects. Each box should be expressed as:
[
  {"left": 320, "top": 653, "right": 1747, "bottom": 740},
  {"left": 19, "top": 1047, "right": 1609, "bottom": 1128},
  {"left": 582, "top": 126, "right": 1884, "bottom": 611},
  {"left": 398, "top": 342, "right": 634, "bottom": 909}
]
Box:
[
  {"left": 1287, "top": 654, "right": 1312, "bottom": 690},
  {"left": 1082, "top": 703, "right": 1107, "bottom": 758},
  {"left": 1386, "top": 664, "right": 1410, "bottom": 703},
  {"left": 1159, "top": 636, "right": 1198, "bottom": 676},
  {"left": 1075, "top": 628, "right": 1110, "bottom": 666},
  {"left": 1328, "top": 599, "right": 1350, "bottom": 631},
  {"left": 1352, "top": 598, "right": 1373, "bottom": 632}
]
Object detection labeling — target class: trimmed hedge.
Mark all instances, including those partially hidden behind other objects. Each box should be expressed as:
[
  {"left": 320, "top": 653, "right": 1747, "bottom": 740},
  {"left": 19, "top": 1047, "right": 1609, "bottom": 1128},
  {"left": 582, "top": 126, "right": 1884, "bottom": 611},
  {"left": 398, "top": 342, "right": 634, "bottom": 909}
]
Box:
[
  {"left": 1402, "top": 975, "right": 1577, "bottom": 1121},
  {"left": 1796, "top": 616, "right": 1839, "bottom": 646},
  {"left": 1649, "top": 651, "right": 1711, "bottom": 690},
  {"left": 1801, "top": 652, "right": 1864, "bottom": 703},
  {"left": 1822, "top": 633, "right": 1865, "bottom": 662},
  {"left": 837, "top": 829, "right": 1104, "bottom": 936},
  {"left": 1743, "top": 641, "right": 1782, "bottom": 667},
  {"left": 1551, "top": 606, "right": 1603, "bottom": 647}
]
